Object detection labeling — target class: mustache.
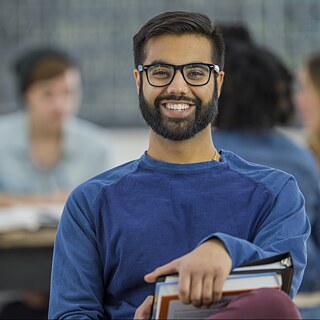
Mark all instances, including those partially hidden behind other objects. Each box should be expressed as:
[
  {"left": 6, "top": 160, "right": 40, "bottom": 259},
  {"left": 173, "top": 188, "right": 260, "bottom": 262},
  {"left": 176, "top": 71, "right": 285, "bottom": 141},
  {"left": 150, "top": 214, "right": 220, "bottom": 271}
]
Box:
[{"left": 154, "top": 95, "right": 201, "bottom": 108}]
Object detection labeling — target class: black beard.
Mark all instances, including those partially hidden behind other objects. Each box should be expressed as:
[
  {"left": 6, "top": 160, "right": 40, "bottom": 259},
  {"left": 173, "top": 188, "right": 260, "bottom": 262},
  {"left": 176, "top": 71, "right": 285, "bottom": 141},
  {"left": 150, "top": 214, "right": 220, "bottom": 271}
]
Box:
[{"left": 138, "top": 81, "right": 219, "bottom": 141}]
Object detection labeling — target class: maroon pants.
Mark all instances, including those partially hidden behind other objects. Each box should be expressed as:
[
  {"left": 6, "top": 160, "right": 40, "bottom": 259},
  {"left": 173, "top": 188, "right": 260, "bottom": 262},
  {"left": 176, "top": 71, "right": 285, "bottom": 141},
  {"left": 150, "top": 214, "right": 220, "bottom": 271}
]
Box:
[{"left": 207, "top": 288, "right": 301, "bottom": 319}]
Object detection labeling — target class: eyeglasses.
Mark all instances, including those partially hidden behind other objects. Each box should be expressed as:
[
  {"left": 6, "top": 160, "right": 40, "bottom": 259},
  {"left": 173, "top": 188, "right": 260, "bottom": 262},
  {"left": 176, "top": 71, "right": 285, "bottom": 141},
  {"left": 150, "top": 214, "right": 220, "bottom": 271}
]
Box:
[{"left": 137, "top": 63, "right": 220, "bottom": 87}]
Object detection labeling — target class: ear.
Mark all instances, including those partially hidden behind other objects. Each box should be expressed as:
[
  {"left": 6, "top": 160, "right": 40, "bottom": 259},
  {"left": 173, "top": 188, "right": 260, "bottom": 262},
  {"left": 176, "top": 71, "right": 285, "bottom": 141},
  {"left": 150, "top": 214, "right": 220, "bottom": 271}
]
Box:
[
  {"left": 133, "top": 69, "right": 141, "bottom": 95},
  {"left": 217, "top": 71, "right": 225, "bottom": 97}
]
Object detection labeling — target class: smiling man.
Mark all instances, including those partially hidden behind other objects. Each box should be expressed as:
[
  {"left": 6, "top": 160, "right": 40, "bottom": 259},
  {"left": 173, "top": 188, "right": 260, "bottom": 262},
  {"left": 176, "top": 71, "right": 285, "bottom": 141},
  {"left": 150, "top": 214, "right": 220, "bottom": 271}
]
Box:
[
  {"left": 136, "top": 34, "right": 222, "bottom": 144},
  {"left": 49, "top": 12, "right": 308, "bottom": 319}
]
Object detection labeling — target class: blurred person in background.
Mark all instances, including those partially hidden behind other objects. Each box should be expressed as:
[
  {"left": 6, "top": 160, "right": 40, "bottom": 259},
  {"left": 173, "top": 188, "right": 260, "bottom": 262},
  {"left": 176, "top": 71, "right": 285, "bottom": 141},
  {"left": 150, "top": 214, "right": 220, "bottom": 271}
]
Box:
[
  {"left": 0, "top": 47, "right": 111, "bottom": 207},
  {"left": 218, "top": 23, "right": 253, "bottom": 46},
  {"left": 295, "top": 52, "right": 320, "bottom": 167},
  {"left": 218, "top": 23, "right": 295, "bottom": 125},
  {"left": 0, "top": 48, "right": 111, "bottom": 318},
  {"left": 294, "top": 52, "right": 320, "bottom": 318},
  {"left": 213, "top": 30, "right": 320, "bottom": 320}
]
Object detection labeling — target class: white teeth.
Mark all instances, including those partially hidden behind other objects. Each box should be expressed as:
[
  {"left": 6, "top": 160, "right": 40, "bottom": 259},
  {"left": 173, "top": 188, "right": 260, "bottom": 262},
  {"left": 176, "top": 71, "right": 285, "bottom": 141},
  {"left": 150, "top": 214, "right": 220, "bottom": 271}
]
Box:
[{"left": 166, "top": 103, "right": 190, "bottom": 110}]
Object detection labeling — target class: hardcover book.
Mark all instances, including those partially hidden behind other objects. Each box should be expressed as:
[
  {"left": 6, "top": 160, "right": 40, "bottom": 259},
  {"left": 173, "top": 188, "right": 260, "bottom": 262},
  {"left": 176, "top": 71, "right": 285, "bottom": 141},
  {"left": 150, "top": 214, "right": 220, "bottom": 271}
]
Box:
[{"left": 152, "top": 252, "right": 293, "bottom": 320}]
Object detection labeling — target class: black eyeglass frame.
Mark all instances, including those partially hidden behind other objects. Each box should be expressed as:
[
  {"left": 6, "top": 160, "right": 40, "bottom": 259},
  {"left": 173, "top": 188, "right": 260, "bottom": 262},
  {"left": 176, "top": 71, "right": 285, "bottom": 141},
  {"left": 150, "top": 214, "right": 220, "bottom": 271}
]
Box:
[{"left": 137, "top": 63, "right": 220, "bottom": 87}]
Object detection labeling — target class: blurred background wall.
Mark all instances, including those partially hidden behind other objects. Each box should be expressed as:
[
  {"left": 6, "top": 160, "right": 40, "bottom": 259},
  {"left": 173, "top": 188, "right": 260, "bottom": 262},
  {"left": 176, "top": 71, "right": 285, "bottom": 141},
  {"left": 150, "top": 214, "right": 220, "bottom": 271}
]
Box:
[{"left": 1, "top": 0, "right": 320, "bottom": 127}]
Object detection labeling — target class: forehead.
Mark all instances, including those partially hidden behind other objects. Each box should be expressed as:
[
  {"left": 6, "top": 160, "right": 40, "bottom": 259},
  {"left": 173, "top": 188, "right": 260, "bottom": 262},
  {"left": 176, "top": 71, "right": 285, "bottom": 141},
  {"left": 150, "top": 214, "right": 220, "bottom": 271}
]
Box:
[
  {"left": 144, "top": 33, "right": 213, "bottom": 65},
  {"left": 33, "top": 69, "right": 81, "bottom": 90}
]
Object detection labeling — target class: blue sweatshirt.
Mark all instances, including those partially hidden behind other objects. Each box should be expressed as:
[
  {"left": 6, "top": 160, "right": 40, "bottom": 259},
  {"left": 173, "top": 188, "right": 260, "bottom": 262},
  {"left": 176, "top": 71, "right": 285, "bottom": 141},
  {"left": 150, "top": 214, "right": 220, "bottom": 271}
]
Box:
[
  {"left": 49, "top": 150, "right": 310, "bottom": 319},
  {"left": 213, "top": 129, "right": 320, "bottom": 292}
]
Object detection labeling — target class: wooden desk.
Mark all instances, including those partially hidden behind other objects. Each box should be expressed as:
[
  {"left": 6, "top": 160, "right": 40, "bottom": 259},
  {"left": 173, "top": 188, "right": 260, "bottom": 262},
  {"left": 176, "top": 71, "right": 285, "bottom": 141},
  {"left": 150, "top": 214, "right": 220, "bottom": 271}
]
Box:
[{"left": 0, "top": 228, "right": 56, "bottom": 291}]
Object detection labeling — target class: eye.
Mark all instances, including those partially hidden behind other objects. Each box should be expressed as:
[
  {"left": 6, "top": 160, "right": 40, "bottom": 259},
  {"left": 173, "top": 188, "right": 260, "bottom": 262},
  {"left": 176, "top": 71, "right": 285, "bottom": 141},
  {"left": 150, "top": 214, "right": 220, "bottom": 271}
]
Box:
[
  {"left": 185, "top": 65, "right": 209, "bottom": 80},
  {"left": 148, "top": 65, "right": 173, "bottom": 79},
  {"left": 187, "top": 69, "right": 205, "bottom": 78},
  {"left": 42, "top": 90, "right": 54, "bottom": 97}
]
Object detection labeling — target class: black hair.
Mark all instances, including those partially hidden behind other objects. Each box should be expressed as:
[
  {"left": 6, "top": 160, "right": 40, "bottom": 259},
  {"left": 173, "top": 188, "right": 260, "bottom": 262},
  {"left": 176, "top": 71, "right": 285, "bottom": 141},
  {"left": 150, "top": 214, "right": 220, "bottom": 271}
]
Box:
[
  {"left": 215, "top": 42, "right": 293, "bottom": 130},
  {"left": 219, "top": 23, "right": 253, "bottom": 46},
  {"left": 133, "top": 11, "right": 225, "bottom": 69}
]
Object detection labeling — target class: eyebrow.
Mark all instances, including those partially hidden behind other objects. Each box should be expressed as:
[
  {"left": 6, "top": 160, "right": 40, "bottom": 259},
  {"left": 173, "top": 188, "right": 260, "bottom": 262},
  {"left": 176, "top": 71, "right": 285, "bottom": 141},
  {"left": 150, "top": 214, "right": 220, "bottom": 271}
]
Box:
[
  {"left": 148, "top": 60, "right": 211, "bottom": 65},
  {"left": 149, "top": 59, "right": 167, "bottom": 65}
]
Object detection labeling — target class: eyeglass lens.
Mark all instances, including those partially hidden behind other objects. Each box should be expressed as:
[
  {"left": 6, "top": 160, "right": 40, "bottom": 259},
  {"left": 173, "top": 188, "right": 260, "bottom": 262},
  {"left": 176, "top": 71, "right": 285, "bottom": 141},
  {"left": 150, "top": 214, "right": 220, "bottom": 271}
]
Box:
[{"left": 147, "top": 64, "right": 211, "bottom": 86}]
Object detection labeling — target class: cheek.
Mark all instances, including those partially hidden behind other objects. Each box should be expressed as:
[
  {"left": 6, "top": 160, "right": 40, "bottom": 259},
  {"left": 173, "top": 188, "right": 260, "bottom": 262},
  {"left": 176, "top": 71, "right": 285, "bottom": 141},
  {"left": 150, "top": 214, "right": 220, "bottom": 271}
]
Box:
[
  {"left": 303, "top": 92, "right": 319, "bottom": 113},
  {"left": 25, "top": 95, "right": 48, "bottom": 115},
  {"left": 142, "top": 82, "right": 164, "bottom": 103},
  {"left": 192, "top": 85, "right": 214, "bottom": 104},
  {"left": 65, "top": 95, "right": 79, "bottom": 113},
  {"left": 295, "top": 91, "right": 320, "bottom": 129},
  {"left": 295, "top": 89, "right": 312, "bottom": 110},
  {"left": 311, "top": 99, "right": 320, "bottom": 121}
]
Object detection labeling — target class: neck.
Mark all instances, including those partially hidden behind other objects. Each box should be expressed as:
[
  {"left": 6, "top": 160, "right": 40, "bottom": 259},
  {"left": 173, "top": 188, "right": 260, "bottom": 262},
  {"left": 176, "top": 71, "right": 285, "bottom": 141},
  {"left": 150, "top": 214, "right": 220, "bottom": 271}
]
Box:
[
  {"left": 147, "top": 125, "right": 219, "bottom": 164},
  {"left": 28, "top": 115, "right": 61, "bottom": 141},
  {"left": 28, "top": 117, "right": 62, "bottom": 167}
]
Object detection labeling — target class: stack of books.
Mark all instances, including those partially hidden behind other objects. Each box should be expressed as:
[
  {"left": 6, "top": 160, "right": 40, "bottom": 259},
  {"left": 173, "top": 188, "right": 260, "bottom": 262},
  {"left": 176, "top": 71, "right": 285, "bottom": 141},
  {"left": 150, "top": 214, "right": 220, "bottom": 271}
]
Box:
[{"left": 152, "top": 252, "right": 293, "bottom": 320}]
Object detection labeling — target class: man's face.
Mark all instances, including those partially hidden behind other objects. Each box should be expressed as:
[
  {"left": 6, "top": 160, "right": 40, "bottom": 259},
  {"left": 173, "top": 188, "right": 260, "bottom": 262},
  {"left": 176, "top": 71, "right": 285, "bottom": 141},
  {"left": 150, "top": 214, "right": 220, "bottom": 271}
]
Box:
[
  {"left": 134, "top": 34, "right": 224, "bottom": 140},
  {"left": 25, "top": 68, "right": 81, "bottom": 132}
]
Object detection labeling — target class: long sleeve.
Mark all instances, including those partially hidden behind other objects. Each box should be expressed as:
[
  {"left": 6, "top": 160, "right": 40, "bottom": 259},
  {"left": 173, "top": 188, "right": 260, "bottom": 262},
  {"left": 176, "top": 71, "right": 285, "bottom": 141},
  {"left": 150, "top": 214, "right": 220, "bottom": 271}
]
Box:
[
  {"left": 49, "top": 188, "right": 105, "bottom": 319},
  {"left": 201, "top": 177, "right": 310, "bottom": 298}
]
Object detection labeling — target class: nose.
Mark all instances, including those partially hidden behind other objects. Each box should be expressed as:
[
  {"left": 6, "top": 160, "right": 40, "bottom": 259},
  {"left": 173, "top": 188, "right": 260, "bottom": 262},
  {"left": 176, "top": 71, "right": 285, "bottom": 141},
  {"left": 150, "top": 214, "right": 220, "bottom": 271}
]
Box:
[
  {"left": 50, "top": 94, "right": 69, "bottom": 116},
  {"left": 166, "top": 70, "right": 190, "bottom": 95},
  {"left": 52, "top": 95, "right": 65, "bottom": 109}
]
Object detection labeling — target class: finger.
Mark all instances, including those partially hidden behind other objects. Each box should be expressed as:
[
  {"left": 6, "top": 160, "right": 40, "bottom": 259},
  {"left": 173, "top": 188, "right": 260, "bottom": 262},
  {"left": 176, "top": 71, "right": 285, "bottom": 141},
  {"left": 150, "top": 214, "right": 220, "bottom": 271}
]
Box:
[
  {"left": 144, "top": 259, "right": 179, "bottom": 283},
  {"left": 134, "top": 295, "right": 154, "bottom": 320},
  {"left": 212, "top": 274, "right": 224, "bottom": 303},
  {"left": 189, "top": 273, "right": 204, "bottom": 307},
  {"left": 202, "top": 275, "right": 214, "bottom": 307},
  {"left": 178, "top": 270, "right": 191, "bottom": 305}
]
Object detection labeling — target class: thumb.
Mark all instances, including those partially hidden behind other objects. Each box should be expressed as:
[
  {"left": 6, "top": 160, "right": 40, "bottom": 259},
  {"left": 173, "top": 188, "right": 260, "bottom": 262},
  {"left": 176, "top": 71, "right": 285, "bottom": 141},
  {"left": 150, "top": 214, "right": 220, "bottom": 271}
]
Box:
[
  {"left": 134, "top": 295, "right": 154, "bottom": 320},
  {"left": 144, "top": 259, "right": 179, "bottom": 283}
]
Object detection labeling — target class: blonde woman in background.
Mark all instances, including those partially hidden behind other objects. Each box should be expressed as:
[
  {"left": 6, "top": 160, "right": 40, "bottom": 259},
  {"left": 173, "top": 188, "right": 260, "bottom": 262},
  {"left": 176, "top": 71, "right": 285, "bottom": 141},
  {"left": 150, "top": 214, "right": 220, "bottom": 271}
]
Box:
[
  {"left": 294, "top": 53, "right": 320, "bottom": 319},
  {"left": 295, "top": 53, "right": 320, "bottom": 167}
]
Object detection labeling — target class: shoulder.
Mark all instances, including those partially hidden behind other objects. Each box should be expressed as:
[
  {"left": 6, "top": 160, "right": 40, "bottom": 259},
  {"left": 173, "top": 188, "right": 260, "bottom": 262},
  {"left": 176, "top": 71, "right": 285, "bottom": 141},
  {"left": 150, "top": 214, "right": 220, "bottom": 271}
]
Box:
[
  {"left": 221, "top": 150, "right": 296, "bottom": 194},
  {"left": 0, "top": 112, "right": 25, "bottom": 132},
  {"left": 64, "top": 117, "right": 111, "bottom": 152},
  {"left": 0, "top": 112, "right": 26, "bottom": 149},
  {"left": 65, "top": 117, "right": 108, "bottom": 141},
  {"left": 68, "top": 158, "right": 142, "bottom": 207}
]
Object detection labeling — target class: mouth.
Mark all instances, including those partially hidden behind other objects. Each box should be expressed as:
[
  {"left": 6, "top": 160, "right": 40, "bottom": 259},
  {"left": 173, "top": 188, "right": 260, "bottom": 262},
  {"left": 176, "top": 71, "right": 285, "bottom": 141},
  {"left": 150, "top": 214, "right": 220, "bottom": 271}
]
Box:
[
  {"left": 161, "top": 101, "right": 195, "bottom": 118},
  {"left": 165, "top": 103, "right": 191, "bottom": 111}
]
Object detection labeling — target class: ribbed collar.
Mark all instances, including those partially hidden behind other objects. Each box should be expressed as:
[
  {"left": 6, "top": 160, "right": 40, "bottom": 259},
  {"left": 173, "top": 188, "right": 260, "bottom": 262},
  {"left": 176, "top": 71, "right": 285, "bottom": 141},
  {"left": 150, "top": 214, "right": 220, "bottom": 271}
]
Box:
[{"left": 140, "top": 150, "right": 227, "bottom": 174}]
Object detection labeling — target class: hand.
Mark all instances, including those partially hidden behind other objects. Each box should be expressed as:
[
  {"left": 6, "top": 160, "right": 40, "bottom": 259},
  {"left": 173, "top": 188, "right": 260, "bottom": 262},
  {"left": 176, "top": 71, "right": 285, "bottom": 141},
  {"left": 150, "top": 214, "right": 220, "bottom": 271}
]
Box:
[
  {"left": 134, "top": 295, "right": 154, "bottom": 320},
  {"left": 145, "top": 238, "right": 232, "bottom": 308}
]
